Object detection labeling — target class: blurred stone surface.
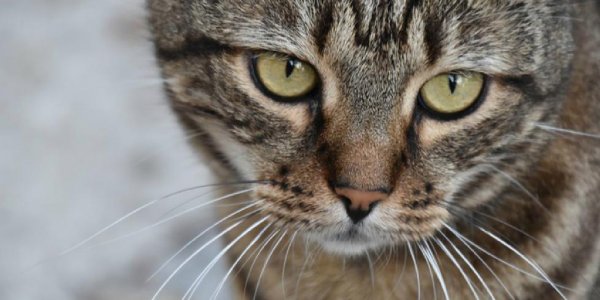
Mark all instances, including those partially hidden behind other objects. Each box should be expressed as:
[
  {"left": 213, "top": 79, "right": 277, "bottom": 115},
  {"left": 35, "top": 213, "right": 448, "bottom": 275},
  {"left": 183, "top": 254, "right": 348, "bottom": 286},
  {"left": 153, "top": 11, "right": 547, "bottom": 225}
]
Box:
[{"left": 0, "top": 1, "right": 231, "bottom": 299}]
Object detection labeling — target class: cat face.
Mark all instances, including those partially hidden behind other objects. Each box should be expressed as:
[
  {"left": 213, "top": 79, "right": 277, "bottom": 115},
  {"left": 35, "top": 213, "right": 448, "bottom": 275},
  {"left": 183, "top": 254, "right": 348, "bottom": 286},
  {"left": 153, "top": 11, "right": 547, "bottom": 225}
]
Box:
[{"left": 148, "top": 0, "right": 573, "bottom": 255}]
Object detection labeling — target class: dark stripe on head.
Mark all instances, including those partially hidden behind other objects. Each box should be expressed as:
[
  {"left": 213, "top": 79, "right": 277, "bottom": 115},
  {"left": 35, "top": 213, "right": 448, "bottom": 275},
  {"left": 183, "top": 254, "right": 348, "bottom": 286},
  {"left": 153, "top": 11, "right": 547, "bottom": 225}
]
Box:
[
  {"left": 376, "top": 0, "right": 399, "bottom": 46},
  {"left": 398, "top": 0, "right": 419, "bottom": 45},
  {"left": 156, "top": 36, "right": 231, "bottom": 61},
  {"left": 350, "top": 0, "right": 370, "bottom": 47},
  {"left": 313, "top": 3, "right": 334, "bottom": 55},
  {"left": 424, "top": 17, "right": 442, "bottom": 65}
]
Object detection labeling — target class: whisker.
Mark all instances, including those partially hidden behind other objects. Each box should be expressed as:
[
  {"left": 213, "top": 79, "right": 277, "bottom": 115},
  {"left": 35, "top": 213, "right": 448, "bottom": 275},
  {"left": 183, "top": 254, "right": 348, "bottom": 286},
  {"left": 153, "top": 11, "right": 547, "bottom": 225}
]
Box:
[
  {"left": 59, "top": 184, "right": 262, "bottom": 257},
  {"left": 155, "top": 186, "right": 232, "bottom": 221},
  {"left": 209, "top": 223, "right": 274, "bottom": 300},
  {"left": 382, "top": 247, "right": 393, "bottom": 270},
  {"left": 293, "top": 243, "right": 314, "bottom": 300},
  {"left": 444, "top": 224, "right": 575, "bottom": 292},
  {"left": 211, "top": 200, "right": 257, "bottom": 209},
  {"left": 427, "top": 239, "right": 447, "bottom": 297},
  {"left": 418, "top": 242, "right": 438, "bottom": 300},
  {"left": 161, "top": 181, "right": 265, "bottom": 200},
  {"left": 243, "top": 228, "right": 281, "bottom": 296},
  {"left": 434, "top": 237, "right": 480, "bottom": 300},
  {"left": 421, "top": 241, "right": 450, "bottom": 300},
  {"left": 253, "top": 230, "right": 288, "bottom": 300},
  {"left": 442, "top": 225, "right": 515, "bottom": 300},
  {"left": 366, "top": 252, "right": 376, "bottom": 289},
  {"left": 407, "top": 242, "right": 421, "bottom": 300},
  {"left": 478, "top": 227, "right": 567, "bottom": 300},
  {"left": 480, "top": 164, "right": 549, "bottom": 213},
  {"left": 183, "top": 216, "right": 270, "bottom": 300},
  {"left": 534, "top": 123, "right": 600, "bottom": 140},
  {"left": 88, "top": 189, "right": 257, "bottom": 250},
  {"left": 147, "top": 203, "right": 260, "bottom": 282},
  {"left": 151, "top": 216, "right": 255, "bottom": 300},
  {"left": 394, "top": 244, "right": 409, "bottom": 289},
  {"left": 438, "top": 230, "right": 496, "bottom": 300},
  {"left": 229, "top": 226, "right": 275, "bottom": 283},
  {"left": 441, "top": 200, "right": 560, "bottom": 260},
  {"left": 156, "top": 176, "right": 266, "bottom": 220},
  {"left": 282, "top": 230, "right": 299, "bottom": 300}
]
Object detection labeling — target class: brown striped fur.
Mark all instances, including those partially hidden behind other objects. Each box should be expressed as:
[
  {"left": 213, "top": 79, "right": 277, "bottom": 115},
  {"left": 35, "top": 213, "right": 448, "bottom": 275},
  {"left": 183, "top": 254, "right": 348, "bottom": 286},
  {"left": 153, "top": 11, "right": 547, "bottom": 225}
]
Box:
[{"left": 148, "top": 1, "right": 600, "bottom": 299}]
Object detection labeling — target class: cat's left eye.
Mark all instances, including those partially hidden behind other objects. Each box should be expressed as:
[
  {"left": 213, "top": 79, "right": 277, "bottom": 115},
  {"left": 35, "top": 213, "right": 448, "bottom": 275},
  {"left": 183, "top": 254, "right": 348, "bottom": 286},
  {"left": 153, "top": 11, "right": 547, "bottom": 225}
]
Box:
[
  {"left": 419, "top": 72, "right": 485, "bottom": 117},
  {"left": 251, "top": 52, "right": 319, "bottom": 101}
]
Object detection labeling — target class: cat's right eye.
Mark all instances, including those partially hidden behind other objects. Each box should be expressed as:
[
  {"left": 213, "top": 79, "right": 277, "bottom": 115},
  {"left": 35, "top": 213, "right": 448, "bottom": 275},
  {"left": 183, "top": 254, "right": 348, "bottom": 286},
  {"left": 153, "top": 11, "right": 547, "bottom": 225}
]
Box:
[{"left": 251, "top": 52, "right": 319, "bottom": 101}]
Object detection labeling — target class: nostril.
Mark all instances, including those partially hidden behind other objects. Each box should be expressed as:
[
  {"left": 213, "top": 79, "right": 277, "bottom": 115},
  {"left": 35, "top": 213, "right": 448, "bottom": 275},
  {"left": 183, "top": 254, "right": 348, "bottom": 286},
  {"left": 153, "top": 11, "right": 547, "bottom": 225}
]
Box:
[
  {"left": 335, "top": 188, "right": 387, "bottom": 211},
  {"left": 368, "top": 200, "right": 381, "bottom": 211},
  {"left": 339, "top": 196, "right": 379, "bottom": 224},
  {"left": 340, "top": 196, "right": 353, "bottom": 209}
]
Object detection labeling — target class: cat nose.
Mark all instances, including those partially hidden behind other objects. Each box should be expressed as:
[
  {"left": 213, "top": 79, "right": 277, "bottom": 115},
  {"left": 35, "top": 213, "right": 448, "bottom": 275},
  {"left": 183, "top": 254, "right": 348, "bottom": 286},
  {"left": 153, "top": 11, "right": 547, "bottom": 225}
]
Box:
[{"left": 334, "top": 187, "right": 387, "bottom": 223}]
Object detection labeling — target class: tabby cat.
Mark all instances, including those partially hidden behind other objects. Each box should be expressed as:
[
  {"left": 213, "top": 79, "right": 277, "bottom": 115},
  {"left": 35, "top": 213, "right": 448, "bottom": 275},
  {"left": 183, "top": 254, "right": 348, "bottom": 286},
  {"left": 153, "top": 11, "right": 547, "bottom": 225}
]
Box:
[{"left": 147, "top": 0, "right": 600, "bottom": 299}]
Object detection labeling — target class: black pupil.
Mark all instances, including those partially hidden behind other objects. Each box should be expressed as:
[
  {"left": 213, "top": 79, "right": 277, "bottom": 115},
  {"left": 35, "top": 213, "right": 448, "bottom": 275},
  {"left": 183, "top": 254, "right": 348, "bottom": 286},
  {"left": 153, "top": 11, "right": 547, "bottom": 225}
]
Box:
[
  {"left": 285, "top": 59, "right": 297, "bottom": 78},
  {"left": 448, "top": 74, "right": 458, "bottom": 94}
]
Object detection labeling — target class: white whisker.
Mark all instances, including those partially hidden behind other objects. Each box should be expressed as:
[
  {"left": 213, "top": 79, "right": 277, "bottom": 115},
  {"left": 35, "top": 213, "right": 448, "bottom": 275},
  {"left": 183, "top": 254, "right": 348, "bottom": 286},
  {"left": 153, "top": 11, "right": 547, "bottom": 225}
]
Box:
[
  {"left": 418, "top": 242, "right": 438, "bottom": 300},
  {"left": 89, "top": 189, "right": 256, "bottom": 249},
  {"left": 183, "top": 216, "right": 270, "bottom": 300},
  {"left": 243, "top": 228, "right": 281, "bottom": 296},
  {"left": 478, "top": 227, "right": 567, "bottom": 300},
  {"left": 434, "top": 237, "right": 480, "bottom": 300},
  {"left": 407, "top": 243, "right": 421, "bottom": 300},
  {"left": 444, "top": 224, "right": 552, "bottom": 283},
  {"left": 209, "top": 223, "right": 273, "bottom": 300},
  {"left": 421, "top": 242, "right": 450, "bottom": 300},
  {"left": 439, "top": 230, "right": 497, "bottom": 300},
  {"left": 282, "top": 230, "right": 299, "bottom": 300},
  {"left": 394, "top": 244, "right": 409, "bottom": 289},
  {"left": 253, "top": 230, "right": 288, "bottom": 300},
  {"left": 152, "top": 217, "right": 253, "bottom": 300},
  {"left": 471, "top": 209, "right": 560, "bottom": 260},
  {"left": 481, "top": 164, "right": 548, "bottom": 213},
  {"left": 147, "top": 203, "right": 260, "bottom": 281},
  {"left": 293, "top": 244, "right": 314, "bottom": 300},
  {"left": 535, "top": 123, "right": 600, "bottom": 139},
  {"left": 366, "top": 252, "right": 376, "bottom": 289},
  {"left": 442, "top": 226, "right": 515, "bottom": 300},
  {"left": 59, "top": 184, "right": 239, "bottom": 256}
]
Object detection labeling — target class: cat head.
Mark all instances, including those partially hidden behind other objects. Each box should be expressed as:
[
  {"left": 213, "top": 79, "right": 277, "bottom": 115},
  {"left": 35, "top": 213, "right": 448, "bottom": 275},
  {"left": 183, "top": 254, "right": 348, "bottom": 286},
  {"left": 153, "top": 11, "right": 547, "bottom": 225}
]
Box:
[{"left": 148, "top": 0, "right": 573, "bottom": 255}]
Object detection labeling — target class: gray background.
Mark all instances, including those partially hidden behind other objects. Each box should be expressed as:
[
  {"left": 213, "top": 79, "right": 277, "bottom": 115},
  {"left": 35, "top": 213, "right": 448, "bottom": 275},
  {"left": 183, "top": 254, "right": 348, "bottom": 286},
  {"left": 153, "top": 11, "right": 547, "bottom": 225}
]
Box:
[{"left": 1, "top": 1, "right": 232, "bottom": 299}]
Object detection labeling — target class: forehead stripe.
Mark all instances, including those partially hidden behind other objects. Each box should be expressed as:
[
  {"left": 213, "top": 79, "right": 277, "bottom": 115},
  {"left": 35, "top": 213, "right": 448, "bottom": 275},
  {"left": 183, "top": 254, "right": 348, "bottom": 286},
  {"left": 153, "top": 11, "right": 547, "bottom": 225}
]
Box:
[{"left": 156, "top": 36, "right": 231, "bottom": 61}]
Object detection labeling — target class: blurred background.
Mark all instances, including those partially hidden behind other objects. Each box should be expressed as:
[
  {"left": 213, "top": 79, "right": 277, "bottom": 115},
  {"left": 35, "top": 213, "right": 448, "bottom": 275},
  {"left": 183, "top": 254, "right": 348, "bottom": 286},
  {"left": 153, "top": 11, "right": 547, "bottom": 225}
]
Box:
[{"left": 1, "top": 1, "right": 232, "bottom": 299}]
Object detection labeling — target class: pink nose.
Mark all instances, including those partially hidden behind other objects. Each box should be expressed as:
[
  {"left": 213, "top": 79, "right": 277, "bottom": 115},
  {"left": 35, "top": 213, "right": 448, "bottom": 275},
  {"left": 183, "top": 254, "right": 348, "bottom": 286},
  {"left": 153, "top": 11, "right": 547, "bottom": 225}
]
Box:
[{"left": 334, "top": 188, "right": 387, "bottom": 211}]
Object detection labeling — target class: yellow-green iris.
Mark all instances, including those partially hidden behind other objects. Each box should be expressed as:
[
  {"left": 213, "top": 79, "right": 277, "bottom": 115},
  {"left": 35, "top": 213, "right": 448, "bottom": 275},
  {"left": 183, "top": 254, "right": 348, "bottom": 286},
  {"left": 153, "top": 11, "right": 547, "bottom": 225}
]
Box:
[
  {"left": 254, "top": 52, "right": 318, "bottom": 99},
  {"left": 420, "top": 72, "right": 485, "bottom": 115}
]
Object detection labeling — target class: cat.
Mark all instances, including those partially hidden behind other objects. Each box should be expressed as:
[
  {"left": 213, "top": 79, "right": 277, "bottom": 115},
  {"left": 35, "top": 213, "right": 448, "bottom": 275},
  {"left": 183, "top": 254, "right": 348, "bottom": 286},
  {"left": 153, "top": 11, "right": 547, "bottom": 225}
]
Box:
[{"left": 147, "top": 0, "right": 600, "bottom": 299}]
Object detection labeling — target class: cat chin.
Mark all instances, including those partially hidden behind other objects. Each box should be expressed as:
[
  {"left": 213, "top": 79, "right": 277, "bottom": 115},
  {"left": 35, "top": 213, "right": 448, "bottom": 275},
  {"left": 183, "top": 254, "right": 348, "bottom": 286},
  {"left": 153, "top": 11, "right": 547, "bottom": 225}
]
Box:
[{"left": 317, "top": 237, "right": 388, "bottom": 257}]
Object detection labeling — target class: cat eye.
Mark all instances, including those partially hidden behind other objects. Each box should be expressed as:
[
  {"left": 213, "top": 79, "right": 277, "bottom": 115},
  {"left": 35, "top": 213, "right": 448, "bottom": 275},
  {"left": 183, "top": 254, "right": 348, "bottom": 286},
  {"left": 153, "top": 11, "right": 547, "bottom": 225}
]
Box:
[
  {"left": 419, "top": 72, "right": 485, "bottom": 117},
  {"left": 251, "top": 52, "right": 319, "bottom": 100}
]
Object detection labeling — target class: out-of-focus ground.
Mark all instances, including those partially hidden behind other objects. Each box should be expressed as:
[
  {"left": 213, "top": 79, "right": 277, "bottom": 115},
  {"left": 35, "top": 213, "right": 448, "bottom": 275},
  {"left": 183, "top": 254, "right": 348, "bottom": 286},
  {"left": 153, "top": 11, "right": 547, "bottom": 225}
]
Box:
[{"left": 0, "top": 1, "right": 232, "bottom": 299}]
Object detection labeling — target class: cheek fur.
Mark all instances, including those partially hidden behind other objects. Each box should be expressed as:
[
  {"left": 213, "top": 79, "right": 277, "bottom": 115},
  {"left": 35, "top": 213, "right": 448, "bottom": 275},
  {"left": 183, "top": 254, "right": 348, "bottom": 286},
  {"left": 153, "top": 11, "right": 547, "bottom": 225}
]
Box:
[{"left": 230, "top": 54, "right": 313, "bottom": 133}]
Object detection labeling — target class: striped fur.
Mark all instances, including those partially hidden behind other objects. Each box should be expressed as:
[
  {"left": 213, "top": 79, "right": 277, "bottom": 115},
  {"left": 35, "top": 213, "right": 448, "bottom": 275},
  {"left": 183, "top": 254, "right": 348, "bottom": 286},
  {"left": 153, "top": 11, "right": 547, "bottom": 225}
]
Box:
[{"left": 148, "top": 1, "right": 600, "bottom": 299}]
